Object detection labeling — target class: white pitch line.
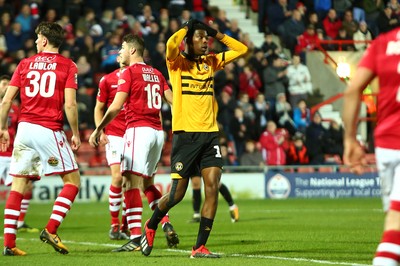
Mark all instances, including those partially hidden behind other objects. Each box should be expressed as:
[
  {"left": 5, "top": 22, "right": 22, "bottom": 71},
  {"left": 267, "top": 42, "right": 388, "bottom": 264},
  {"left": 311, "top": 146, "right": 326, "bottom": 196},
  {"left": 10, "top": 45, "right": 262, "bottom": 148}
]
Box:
[{"left": 1, "top": 237, "right": 369, "bottom": 266}]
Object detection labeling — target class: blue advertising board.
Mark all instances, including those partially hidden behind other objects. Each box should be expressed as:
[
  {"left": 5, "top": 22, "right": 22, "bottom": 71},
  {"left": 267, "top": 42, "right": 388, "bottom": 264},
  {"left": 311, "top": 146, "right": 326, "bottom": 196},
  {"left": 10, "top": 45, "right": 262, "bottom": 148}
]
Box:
[{"left": 265, "top": 171, "right": 381, "bottom": 199}]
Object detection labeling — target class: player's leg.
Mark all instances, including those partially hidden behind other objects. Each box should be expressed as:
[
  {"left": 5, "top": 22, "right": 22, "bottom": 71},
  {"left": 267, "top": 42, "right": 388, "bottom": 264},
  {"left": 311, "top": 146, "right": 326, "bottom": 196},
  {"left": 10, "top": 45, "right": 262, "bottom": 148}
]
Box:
[
  {"left": 40, "top": 170, "right": 80, "bottom": 254},
  {"left": 191, "top": 176, "right": 202, "bottom": 223},
  {"left": 17, "top": 181, "right": 39, "bottom": 232},
  {"left": 373, "top": 147, "right": 400, "bottom": 265},
  {"left": 190, "top": 166, "right": 221, "bottom": 258},
  {"left": 3, "top": 176, "right": 28, "bottom": 256},
  {"left": 112, "top": 173, "right": 142, "bottom": 252},
  {"left": 218, "top": 182, "right": 239, "bottom": 222},
  {"left": 141, "top": 178, "right": 189, "bottom": 256},
  {"left": 142, "top": 176, "right": 179, "bottom": 248},
  {"left": 108, "top": 164, "right": 124, "bottom": 240}
]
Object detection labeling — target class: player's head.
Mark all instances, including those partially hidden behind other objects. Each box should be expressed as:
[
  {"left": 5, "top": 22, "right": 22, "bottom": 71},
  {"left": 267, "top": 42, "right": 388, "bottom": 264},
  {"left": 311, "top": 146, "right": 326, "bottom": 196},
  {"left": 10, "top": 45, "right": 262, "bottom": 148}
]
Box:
[
  {"left": 0, "top": 74, "right": 10, "bottom": 99},
  {"left": 120, "top": 34, "right": 145, "bottom": 65},
  {"left": 35, "top": 22, "right": 64, "bottom": 52},
  {"left": 185, "top": 21, "right": 209, "bottom": 57}
]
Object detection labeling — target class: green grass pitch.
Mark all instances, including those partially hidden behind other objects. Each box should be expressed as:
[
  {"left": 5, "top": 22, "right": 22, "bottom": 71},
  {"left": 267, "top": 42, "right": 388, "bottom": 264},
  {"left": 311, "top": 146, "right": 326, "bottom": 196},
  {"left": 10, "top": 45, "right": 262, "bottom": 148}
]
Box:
[{"left": 0, "top": 198, "right": 383, "bottom": 266}]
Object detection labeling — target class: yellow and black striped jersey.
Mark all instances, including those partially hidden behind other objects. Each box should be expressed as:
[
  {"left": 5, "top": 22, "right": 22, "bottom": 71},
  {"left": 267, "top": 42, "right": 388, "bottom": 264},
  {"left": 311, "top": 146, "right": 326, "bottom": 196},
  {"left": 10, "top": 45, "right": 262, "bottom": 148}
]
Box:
[{"left": 166, "top": 29, "right": 248, "bottom": 132}]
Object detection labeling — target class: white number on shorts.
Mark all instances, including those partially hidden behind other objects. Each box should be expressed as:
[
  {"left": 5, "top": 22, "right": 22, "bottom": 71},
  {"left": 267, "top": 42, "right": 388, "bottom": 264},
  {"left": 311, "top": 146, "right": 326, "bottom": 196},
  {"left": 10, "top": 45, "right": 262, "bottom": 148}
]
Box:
[
  {"left": 25, "top": 70, "right": 56, "bottom": 98},
  {"left": 214, "top": 145, "right": 222, "bottom": 158},
  {"left": 144, "top": 83, "right": 162, "bottom": 109}
]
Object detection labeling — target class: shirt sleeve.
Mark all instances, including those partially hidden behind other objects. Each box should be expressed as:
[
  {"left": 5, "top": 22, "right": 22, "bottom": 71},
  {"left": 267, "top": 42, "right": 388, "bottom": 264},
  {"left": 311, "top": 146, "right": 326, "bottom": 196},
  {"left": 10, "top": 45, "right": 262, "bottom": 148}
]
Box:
[
  {"left": 97, "top": 75, "right": 108, "bottom": 102},
  {"left": 117, "top": 68, "right": 131, "bottom": 94},
  {"left": 9, "top": 60, "right": 23, "bottom": 88},
  {"left": 214, "top": 35, "right": 248, "bottom": 70},
  {"left": 65, "top": 61, "right": 78, "bottom": 89}
]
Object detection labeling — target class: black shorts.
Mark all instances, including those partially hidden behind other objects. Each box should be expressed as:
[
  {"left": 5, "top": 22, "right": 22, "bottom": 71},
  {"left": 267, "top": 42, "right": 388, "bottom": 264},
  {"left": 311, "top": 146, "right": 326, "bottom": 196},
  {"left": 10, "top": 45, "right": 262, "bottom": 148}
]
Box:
[{"left": 170, "top": 132, "right": 223, "bottom": 179}]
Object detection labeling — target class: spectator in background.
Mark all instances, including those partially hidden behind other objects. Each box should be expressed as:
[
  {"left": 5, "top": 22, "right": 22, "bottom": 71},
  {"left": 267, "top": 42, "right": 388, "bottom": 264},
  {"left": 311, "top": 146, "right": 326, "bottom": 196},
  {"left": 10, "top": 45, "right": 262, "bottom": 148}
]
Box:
[
  {"left": 323, "top": 8, "right": 342, "bottom": 39},
  {"left": 217, "top": 86, "right": 237, "bottom": 136},
  {"left": 75, "top": 8, "right": 96, "bottom": 36},
  {"left": 341, "top": 9, "right": 358, "bottom": 38},
  {"left": 353, "top": 21, "right": 373, "bottom": 51},
  {"left": 253, "top": 93, "right": 273, "bottom": 139},
  {"left": 100, "top": 9, "right": 114, "bottom": 38},
  {"left": 262, "top": 54, "right": 288, "bottom": 109},
  {"left": 101, "top": 33, "right": 121, "bottom": 73},
  {"left": 5, "top": 22, "right": 29, "bottom": 54},
  {"left": 287, "top": 131, "right": 309, "bottom": 165},
  {"left": 225, "top": 18, "right": 241, "bottom": 41},
  {"left": 260, "top": 31, "right": 281, "bottom": 59},
  {"left": 286, "top": 54, "right": 313, "bottom": 107},
  {"left": 230, "top": 107, "right": 253, "bottom": 159},
  {"left": 314, "top": 0, "right": 332, "bottom": 19},
  {"left": 259, "top": 120, "right": 288, "bottom": 165},
  {"left": 275, "top": 92, "right": 296, "bottom": 135},
  {"left": 150, "top": 41, "right": 169, "bottom": 79},
  {"left": 305, "top": 111, "right": 327, "bottom": 164},
  {"left": 333, "top": 0, "right": 352, "bottom": 18},
  {"left": 307, "top": 11, "right": 324, "bottom": 33},
  {"left": 278, "top": 9, "right": 305, "bottom": 55},
  {"left": 137, "top": 4, "right": 157, "bottom": 36},
  {"left": 239, "top": 65, "right": 262, "bottom": 101},
  {"left": 377, "top": 6, "right": 400, "bottom": 34},
  {"left": 0, "top": 12, "right": 12, "bottom": 34},
  {"left": 187, "top": 0, "right": 209, "bottom": 22},
  {"left": 335, "top": 26, "right": 356, "bottom": 51},
  {"left": 267, "top": 0, "right": 294, "bottom": 35},
  {"left": 214, "top": 9, "right": 230, "bottom": 34},
  {"left": 110, "top": 6, "right": 136, "bottom": 34},
  {"left": 293, "top": 99, "right": 311, "bottom": 133},
  {"left": 76, "top": 55, "right": 93, "bottom": 87},
  {"left": 364, "top": 0, "right": 384, "bottom": 36},
  {"left": 324, "top": 118, "right": 344, "bottom": 159},
  {"left": 295, "top": 24, "right": 320, "bottom": 62},
  {"left": 15, "top": 4, "right": 33, "bottom": 34},
  {"left": 214, "top": 62, "right": 238, "bottom": 97},
  {"left": 248, "top": 49, "right": 268, "bottom": 88},
  {"left": 239, "top": 140, "right": 264, "bottom": 166}
]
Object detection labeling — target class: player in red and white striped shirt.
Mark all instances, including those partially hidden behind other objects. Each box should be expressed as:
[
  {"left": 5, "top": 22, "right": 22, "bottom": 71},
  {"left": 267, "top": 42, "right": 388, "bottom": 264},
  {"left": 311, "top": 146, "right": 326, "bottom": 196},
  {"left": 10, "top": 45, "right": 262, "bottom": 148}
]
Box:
[{"left": 0, "top": 22, "right": 81, "bottom": 256}]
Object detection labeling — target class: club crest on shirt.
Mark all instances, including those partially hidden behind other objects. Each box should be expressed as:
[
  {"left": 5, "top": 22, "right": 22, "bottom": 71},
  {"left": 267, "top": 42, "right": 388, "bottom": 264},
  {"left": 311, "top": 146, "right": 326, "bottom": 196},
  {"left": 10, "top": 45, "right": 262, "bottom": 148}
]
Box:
[
  {"left": 174, "top": 162, "right": 183, "bottom": 172},
  {"left": 47, "top": 156, "right": 59, "bottom": 166},
  {"left": 203, "top": 64, "right": 209, "bottom": 71}
]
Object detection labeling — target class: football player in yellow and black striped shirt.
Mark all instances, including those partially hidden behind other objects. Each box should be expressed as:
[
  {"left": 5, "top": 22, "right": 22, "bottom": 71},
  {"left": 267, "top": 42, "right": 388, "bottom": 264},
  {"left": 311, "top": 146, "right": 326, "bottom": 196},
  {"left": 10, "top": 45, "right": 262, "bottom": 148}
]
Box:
[{"left": 140, "top": 19, "right": 248, "bottom": 258}]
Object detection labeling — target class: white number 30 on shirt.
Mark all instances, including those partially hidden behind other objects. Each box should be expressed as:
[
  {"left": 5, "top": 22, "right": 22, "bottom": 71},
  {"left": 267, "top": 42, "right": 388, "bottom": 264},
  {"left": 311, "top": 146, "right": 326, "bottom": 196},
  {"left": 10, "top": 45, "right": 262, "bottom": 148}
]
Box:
[{"left": 25, "top": 70, "right": 56, "bottom": 97}]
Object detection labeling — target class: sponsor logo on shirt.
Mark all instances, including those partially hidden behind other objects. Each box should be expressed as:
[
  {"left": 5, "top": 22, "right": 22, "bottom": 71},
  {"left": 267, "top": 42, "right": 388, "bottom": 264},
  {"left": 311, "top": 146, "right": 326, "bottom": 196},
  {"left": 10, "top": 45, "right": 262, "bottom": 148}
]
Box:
[
  {"left": 35, "top": 55, "right": 57, "bottom": 62},
  {"left": 47, "top": 156, "right": 59, "bottom": 166}
]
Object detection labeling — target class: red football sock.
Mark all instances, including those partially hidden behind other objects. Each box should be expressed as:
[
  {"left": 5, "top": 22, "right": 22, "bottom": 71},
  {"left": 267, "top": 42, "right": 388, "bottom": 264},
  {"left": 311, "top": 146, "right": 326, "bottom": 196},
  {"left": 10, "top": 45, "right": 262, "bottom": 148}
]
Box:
[
  {"left": 124, "top": 188, "right": 142, "bottom": 240},
  {"left": 373, "top": 230, "right": 400, "bottom": 266},
  {"left": 4, "top": 191, "right": 23, "bottom": 248},
  {"left": 109, "top": 185, "right": 122, "bottom": 225},
  {"left": 46, "top": 184, "right": 79, "bottom": 234},
  {"left": 18, "top": 190, "right": 32, "bottom": 225}
]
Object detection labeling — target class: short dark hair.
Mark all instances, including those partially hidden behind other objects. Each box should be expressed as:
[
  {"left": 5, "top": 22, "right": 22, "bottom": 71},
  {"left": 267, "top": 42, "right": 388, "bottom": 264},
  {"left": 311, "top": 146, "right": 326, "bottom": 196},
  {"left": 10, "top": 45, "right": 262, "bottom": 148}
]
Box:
[
  {"left": 35, "top": 22, "right": 65, "bottom": 48},
  {"left": 0, "top": 75, "right": 10, "bottom": 81},
  {"left": 122, "top": 34, "right": 145, "bottom": 57}
]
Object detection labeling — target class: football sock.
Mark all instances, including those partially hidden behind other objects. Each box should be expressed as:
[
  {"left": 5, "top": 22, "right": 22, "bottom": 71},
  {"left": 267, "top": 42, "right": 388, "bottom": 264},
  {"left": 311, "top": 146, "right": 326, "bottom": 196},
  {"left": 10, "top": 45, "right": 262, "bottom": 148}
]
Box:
[
  {"left": 124, "top": 188, "right": 142, "bottom": 239},
  {"left": 144, "top": 185, "right": 162, "bottom": 210},
  {"left": 17, "top": 190, "right": 32, "bottom": 227},
  {"left": 192, "top": 188, "right": 201, "bottom": 214},
  {"left": 148, "top": 206, "right": 167, "bottom": 230},
  {"left": 4, "top": 191, "right": 23, "bottom": 248},
  {"left": 144, "top": 185, "right": 171, "bottom": 226},
  {"left": 109, "top": 185, "right": 122, "bottom": 225},
  {"left": 195, "top": 217, "right": 214, "bottom": 249},
  {"left": 219, "top": 183, "right": 234, "bottom": 206},
  {"left": 46, "top": 184, "right": 79, "bottom": 234},
  {"left": 373, "top": 230, "right": 400, "bottom": 266}
]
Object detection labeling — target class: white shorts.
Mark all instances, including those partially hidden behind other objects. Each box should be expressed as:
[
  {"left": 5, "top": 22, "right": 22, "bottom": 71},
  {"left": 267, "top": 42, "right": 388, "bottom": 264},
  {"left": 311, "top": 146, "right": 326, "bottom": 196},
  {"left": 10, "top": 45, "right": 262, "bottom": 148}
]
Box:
[
  {"left": 105, "top": 135, "right": 124, "bottom": 166},
  {"left": 0, "top": 156, "right": 12, "bottom": 186},
  {"left": 9, "top": 122, "right": 79, "bottom": 179},
  {"left": 375, "top": 147, "right": 400, "bottom": 211},
  {"left": 121, "top": 127, "right": 164, "bottom": 178}
]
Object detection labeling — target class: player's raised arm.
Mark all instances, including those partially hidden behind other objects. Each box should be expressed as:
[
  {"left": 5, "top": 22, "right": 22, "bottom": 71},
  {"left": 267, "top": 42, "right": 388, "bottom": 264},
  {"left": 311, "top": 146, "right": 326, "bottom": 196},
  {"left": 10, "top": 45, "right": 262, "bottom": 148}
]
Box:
[{"left": 166, "top": 20, "right": 194, "bottom": 61}]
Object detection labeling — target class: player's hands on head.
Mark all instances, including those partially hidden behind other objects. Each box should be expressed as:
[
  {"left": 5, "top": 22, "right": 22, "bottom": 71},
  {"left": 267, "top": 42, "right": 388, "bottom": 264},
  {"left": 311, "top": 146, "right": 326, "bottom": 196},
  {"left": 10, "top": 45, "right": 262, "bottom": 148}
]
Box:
[
  {"left": 182, "top": 18, "right": 194, "bottom": 32},
  {"left": 198, "top": 20, "right": 218, "bottom": 37},
  {"left": 343, "top": 138, "right": 367, "bottom": 175}
]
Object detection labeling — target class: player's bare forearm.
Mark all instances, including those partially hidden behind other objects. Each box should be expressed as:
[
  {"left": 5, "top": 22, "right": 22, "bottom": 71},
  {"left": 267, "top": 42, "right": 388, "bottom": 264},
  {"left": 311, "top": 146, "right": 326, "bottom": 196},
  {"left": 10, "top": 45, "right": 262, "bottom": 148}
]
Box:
[
  {"left": 96, "top": 107, "right": 119, "bottom": 133},
  {"left": 0, "top": 100, "right": 11, "bottom": 130},
  {"left": 94, "top": 101, "right": 106, "bottom": 130},
  {"left": 65, "top": 104, "right": 80, "bottom": 137}
]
